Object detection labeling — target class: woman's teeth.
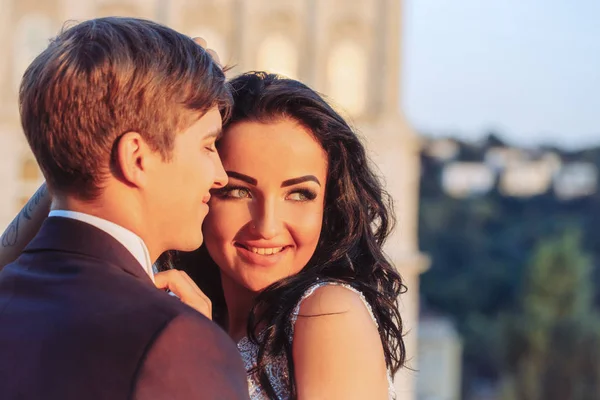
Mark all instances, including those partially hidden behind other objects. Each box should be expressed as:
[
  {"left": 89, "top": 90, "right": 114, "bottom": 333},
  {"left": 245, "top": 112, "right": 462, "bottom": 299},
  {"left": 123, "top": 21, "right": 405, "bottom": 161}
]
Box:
[{"left": 250, "top": 247, "right": 283, "bottom": 255}]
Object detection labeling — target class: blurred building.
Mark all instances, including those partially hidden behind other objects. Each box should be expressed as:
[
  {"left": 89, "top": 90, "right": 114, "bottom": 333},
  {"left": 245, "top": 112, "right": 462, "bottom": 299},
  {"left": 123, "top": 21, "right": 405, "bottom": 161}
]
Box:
[
  {"left": 484, "top": 146, "right": 529, "bottom": 172},
  {"left": 417, "top": 315, "right": 462, "bottom": 400},
  {"left": 0, "top": 0, "right": 428, "bottom": 398},
  {"left": 499, "top": 160, "right": 555, "bottom": 197},
  {"left": 425, "top": 138, "right": 460, "bottom": 163},
  {"left": 554, "top": 162, "right": 598, "bottom": 200},
  {"left": 539, "top": 151, "right": 562, "bottom": 173},
  {"left": 442, "top": 162, "right": 495, "bottom": 198}
]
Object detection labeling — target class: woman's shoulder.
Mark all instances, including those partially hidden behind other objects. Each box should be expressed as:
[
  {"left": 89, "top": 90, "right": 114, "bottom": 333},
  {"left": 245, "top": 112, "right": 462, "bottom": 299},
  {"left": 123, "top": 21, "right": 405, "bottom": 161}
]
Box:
[
  {"left": 289, "top": 280, "right": 380, "bottom": 338},
  {"left": 301, "top": 282, "right": 374, "bottom": 314},
  {"left": 290, "top": 280, "right": 391, "bottom": 399}
]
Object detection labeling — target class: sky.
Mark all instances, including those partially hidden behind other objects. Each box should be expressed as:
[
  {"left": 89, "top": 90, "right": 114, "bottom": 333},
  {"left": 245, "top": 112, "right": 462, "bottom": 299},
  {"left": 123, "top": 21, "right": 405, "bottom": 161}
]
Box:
[{"left": 402, "top": 0, "right": 600, "bottom": 149}]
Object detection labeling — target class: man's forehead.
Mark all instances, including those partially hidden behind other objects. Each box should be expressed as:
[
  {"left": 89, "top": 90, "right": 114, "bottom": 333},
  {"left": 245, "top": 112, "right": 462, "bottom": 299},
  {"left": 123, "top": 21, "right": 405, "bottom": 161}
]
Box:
[{"left": 189, "top": 108, "right": 223, "bottom": 138}]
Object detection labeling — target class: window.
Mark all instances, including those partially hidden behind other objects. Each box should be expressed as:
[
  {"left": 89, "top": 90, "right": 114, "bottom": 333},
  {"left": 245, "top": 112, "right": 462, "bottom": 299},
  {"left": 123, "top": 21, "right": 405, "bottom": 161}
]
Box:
[
  {"left": 326, "top": 40, "right": 368, "bottom": 116},
  {"left": 13, "top": 14, "right": 54, "bottom": 92},
  {"left": 257, "top": 34, "right": 298, "bottom": 79},
  {"left": 21, "top": 158, "right": 40, "bottom": 182},
  {"left": 188, "top": 27, "right": 229, "bottom": 66}
]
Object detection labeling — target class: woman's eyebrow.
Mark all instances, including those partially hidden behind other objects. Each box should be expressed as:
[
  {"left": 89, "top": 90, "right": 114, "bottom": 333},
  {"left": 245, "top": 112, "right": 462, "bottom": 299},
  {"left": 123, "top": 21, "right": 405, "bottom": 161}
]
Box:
[
  {"left": 281, "top": 175, "right": 321, "bottom": 188},
  {"left": 226, "top": 171, "right": 257, "bottom": 185}
]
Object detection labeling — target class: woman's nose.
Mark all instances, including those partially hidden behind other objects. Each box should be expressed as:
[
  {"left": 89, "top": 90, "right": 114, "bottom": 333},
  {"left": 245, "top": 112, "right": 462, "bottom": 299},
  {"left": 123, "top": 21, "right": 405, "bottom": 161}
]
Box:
[{"left": 250, "top": 200, "right": 283, "bottom": 240}]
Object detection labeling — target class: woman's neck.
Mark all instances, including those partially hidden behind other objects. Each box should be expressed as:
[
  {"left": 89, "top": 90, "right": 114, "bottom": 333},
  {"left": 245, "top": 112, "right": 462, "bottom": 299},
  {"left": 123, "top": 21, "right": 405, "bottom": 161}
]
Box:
[{"left": 220, "top": 272, "right": 257, "bottom": 342}]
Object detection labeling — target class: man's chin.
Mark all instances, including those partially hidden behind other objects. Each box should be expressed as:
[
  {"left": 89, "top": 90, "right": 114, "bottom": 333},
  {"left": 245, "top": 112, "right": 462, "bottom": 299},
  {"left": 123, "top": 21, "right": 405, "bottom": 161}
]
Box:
[{"left": 173, "top": 234, "right": 204, "bottom": 253}]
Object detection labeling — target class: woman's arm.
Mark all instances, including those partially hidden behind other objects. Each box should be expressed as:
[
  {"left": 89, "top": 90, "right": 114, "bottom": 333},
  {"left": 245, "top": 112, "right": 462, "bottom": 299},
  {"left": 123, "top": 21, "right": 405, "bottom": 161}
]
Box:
[
  {"left": 292, "top": 285, "right": 390, "bottom": 399},
  {"left": 0, "top": 183, "right": 51, "bottom": 269}
]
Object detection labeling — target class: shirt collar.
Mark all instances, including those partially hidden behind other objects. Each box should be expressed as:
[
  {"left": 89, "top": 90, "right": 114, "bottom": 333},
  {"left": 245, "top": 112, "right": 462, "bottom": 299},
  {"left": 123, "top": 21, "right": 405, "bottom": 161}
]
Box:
[{"left": 48, "top": 210, "right": 154, "bottom": 283}]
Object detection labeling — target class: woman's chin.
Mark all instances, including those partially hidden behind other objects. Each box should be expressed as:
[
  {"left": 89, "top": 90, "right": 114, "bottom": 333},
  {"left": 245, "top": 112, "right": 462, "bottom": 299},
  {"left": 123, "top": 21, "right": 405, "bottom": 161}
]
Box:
[
  {"left": 226, "top": 268, "right": 295, "bottom": 294},
  {"left": 241, "top": 275, "right": 282, "bottom": 293},
  {"left": 243, "top": 281, "right": 273, "bottom": 293}
]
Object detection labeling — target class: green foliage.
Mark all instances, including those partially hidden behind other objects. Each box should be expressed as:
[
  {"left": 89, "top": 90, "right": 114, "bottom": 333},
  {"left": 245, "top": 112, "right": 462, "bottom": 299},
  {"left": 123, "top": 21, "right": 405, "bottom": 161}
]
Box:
[
  {"left": 500, "top": 230, "right": 599, "bottom": 400},
  {"left": 418, "top": 141, "right": 600, "bottom": 396}
]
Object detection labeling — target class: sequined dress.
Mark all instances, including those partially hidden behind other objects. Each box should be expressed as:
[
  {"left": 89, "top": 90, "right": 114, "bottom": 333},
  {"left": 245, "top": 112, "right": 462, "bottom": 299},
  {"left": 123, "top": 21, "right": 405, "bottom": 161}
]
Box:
[{"left": 236, "top": 281, "right": 396, "bottom": 399}]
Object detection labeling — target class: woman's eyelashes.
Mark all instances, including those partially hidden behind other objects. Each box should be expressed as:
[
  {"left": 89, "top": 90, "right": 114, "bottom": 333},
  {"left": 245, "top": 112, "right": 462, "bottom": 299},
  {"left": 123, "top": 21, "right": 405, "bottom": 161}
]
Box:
[
  {"left": 287, "top": 188, "right": 317, "bottom": 201},
  {"left": 213, "top": 185, "right": 251, "bottom": 199},
  {"left": 212, "top": 185, "right": 318, "bottom": 202}
]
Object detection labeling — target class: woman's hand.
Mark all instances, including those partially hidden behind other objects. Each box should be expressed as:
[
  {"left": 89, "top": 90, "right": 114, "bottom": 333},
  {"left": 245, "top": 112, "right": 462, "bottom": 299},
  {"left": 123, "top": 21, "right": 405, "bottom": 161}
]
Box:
[{"left": 154, "top": 270, "right": 212, "bottom": 320}]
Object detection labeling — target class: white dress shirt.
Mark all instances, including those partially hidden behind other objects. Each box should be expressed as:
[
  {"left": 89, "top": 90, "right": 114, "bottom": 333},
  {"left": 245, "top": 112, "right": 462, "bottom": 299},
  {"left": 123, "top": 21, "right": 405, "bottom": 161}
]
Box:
[{"left": 48, "top": 210, "right": 155, "bottom": 283}]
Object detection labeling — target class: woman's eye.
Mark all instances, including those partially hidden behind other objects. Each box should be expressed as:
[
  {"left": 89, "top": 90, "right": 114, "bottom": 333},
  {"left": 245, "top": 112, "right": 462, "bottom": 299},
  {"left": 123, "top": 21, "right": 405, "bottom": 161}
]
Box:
[
  {"left": 287, "top": 190, "right": 317, "bottom": 202},
  {"left": 213, "top": 185, "right": 253, "bottom": 200},
  {"left": 288, "top": 192, "right": 307, "bottom": 201},
  {"left": 227, "top": 188, "right": 251, "bottom": 199}
]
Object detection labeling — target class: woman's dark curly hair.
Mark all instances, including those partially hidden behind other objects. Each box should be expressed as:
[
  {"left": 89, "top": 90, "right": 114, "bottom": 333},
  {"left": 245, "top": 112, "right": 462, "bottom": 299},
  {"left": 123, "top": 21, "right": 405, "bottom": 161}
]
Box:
[{"left": 159, "top": 71, "right": 406, "bottom": 398}]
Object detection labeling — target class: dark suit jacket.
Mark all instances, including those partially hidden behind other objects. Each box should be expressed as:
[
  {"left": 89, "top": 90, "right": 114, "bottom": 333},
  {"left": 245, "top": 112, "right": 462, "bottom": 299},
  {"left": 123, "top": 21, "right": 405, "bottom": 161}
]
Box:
[{"left": 0, "top": 216, "right": 249, "bottom": 400}]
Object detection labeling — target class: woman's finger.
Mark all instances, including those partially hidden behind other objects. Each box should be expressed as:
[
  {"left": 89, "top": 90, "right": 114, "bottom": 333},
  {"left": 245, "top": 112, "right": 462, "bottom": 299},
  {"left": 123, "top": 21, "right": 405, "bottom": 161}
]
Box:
[
  {"left": 191, "top": 37, "right": 222, "bottom": 67},
  {"left": 154, "top": 270, "right": 212, "bottom": 319},
  {"left": 206, "top": 48, "right": 221, "bottom": 67},
  {"left": 192, "top": 37, "right": 207, "bottom": 48}
]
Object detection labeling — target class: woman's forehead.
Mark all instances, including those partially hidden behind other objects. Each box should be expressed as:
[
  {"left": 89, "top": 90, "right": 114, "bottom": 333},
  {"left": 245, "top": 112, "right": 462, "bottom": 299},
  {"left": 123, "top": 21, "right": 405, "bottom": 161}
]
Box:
[{"left": 219, "top": 119, "right": 327, "bottom": 172}]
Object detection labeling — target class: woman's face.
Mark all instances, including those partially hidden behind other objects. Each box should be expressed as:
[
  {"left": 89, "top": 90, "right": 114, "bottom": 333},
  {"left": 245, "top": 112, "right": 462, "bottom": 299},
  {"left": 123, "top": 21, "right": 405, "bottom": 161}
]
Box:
[{"left": 203, "top": 118, "right": 328, "bottom": 292}]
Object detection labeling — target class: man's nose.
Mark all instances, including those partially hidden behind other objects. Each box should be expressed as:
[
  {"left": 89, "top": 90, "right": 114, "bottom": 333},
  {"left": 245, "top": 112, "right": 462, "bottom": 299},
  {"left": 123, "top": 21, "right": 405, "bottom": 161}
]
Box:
[{"left": 211, "top": 155, "right": 228, "bottom": 189}]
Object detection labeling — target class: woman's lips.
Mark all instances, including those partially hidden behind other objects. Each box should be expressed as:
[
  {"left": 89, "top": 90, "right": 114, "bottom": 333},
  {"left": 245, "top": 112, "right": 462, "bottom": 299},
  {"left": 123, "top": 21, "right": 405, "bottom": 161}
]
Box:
[{"left": 234, "top": 243, "right": 291, "bottom": 266}]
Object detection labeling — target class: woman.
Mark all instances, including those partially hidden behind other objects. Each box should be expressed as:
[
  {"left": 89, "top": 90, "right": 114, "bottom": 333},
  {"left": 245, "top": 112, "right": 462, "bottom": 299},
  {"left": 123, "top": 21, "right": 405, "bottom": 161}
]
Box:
[{"left": 1, "top": 72, "right": 406, "bottom": 399}]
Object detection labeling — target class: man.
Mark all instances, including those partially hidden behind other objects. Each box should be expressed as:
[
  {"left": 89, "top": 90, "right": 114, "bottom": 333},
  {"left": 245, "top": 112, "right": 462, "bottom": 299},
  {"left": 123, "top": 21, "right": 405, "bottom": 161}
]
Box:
[{"left": 0, "top": 17, "right": 249, "bottom": 399}]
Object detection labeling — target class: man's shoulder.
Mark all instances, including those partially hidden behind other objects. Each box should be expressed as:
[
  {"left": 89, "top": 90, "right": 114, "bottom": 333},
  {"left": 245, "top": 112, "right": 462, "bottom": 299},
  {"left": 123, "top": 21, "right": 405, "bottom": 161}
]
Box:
[
  {"left": 157, "top": 310, "right": 232, "bottom": 346},
  {"left": 133, "top": 311, "right": 248, "bottom": 400}
]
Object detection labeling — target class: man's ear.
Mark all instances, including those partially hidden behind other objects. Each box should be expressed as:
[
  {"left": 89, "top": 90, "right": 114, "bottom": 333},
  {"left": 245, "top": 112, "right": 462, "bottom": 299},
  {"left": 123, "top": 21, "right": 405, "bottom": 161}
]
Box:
[{"left": 113, "top": 131, "right": 152, "bottom": 188}]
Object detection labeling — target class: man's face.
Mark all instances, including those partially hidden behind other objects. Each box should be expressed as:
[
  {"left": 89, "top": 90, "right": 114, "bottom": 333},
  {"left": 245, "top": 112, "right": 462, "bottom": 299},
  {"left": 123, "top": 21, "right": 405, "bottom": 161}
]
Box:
[{"left": 147, "top": 107, "right": 227, "bottom": 253}]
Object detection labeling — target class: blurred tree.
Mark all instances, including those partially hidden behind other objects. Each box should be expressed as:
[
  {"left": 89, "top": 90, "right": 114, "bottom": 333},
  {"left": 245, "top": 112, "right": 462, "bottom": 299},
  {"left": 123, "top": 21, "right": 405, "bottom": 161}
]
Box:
[
  {"left": 418, "top": 142, "right": 600, "bottom": 397},
  {"left": 500, "top": 229, "right": 600, "bottom": 400}
]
